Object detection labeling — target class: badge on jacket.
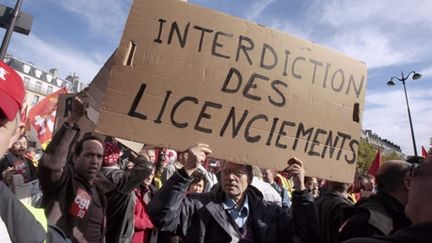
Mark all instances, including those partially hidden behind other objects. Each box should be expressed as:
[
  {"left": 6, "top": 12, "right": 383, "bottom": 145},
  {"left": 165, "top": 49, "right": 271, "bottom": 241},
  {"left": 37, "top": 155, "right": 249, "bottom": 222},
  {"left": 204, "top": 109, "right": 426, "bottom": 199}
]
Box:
[{"left": 68, "top": 188, "right": 91, "bottom": 218}]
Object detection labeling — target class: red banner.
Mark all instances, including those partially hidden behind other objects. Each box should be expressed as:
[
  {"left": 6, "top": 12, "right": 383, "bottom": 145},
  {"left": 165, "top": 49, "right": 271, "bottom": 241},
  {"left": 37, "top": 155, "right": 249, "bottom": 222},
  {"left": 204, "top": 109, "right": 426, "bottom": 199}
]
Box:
[
  {"left": 422, "top": 146, "right": 429, "bottom": 159},
  {"left": 28, "top": 88, "right": 67, "bottom": 146},
  {"left": 367, "top": 149, "right": 381, "bottom": 176}
]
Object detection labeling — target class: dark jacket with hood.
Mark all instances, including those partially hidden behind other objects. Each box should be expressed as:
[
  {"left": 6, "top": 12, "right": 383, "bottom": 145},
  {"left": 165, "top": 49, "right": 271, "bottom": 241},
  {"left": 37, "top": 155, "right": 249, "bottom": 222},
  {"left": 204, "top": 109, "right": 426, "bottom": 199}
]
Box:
[{"left": 148, "top": 168, "right": 319, "bottom": 243}]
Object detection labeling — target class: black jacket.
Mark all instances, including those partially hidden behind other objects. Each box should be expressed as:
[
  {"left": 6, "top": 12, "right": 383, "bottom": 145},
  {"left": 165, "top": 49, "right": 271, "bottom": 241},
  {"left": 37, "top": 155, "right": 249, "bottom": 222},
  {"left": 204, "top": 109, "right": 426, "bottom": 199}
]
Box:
[
  {"left": 316, "top": 191, "right": 353, "bottom": 243},
  {"left": 148, "top": 169, "right": 319, "bottom": 243},
  {"left": 100, "top": 157, "right": 154, "bottom": 243},
  {"left": 339, "top": 191, "right": 411, "bottom": 241},
  {"left": 0, "top": 152, "right": 38, "bottom": 183},
  {"left": 342, "top": 222, "right": 432, "bottom": 243}
]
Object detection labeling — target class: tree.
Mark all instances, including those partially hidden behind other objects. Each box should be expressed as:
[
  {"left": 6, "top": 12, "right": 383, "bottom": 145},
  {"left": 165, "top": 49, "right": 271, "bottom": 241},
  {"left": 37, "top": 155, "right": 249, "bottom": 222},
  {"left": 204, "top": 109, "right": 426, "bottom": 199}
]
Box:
[
  {"left": 356, "top": 139, "right": 377, "bottom": 174},
  {"left": 382, "top": 151, "right": 404, "bottom": 162}
]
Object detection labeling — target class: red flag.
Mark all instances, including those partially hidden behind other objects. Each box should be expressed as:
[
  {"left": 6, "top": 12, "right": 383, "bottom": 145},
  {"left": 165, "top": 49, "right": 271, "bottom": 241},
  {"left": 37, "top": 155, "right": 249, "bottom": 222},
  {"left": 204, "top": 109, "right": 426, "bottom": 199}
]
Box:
[
  {"left": 18, "top": 105, "right": 28, "bottom": 135},
  {"left": 28, "top": 88, "right": 67, "bottom": 147},
  {"left": 368, "top": 150, "right": 382, "bottom": 176},
  {"left": 20, "top": 105, "right": 27, "bottom": 123},
  {"left": 422, "top": 146, "right": 429, "bottom": 159}
]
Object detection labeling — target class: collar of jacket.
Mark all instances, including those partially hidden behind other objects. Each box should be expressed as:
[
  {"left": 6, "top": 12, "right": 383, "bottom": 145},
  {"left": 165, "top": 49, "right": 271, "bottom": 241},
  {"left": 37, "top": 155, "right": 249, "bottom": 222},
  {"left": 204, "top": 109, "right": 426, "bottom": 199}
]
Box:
[
  {"left": 72, "top": 167, "right": 115, "bottom": 194},
  {"left": 5, "top": 152, "right": 26, "bottom": 165},
  {"left": 374, "top": 191, "right": 405, "bottom": 214},
  {"left": 204, "top": 184, "right": 275, "bottom": 238}
]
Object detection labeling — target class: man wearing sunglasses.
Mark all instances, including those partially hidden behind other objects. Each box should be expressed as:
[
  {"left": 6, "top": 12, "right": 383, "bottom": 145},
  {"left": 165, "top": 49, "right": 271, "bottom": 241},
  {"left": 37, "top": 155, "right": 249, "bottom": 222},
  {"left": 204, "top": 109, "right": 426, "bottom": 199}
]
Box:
[{"left": 344, "top": 156, "right": 432, "bottom": 243}]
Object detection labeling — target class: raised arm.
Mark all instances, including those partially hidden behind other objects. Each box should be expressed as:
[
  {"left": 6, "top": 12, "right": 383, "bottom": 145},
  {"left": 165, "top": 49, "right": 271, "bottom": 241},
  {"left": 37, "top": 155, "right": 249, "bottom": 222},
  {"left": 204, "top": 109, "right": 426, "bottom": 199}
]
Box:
[
  {"left": 39, "top": 95, "right": 86, "bottom": 183},
  {"left": 281, "top": 158, "right": 319, "bottom": 242},
  {"left": 147, "top": 144, "right": 211, "bottom": 233},
  {"left": 107, "top": 154, "right": 154, "bottom": 194}
]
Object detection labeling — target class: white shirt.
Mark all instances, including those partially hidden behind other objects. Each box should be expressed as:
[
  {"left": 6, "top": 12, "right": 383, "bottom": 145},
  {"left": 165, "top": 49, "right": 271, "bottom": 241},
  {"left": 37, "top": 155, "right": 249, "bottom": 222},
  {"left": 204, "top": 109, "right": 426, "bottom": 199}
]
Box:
[
  {"left": 0, "top": 218, "right": 12, "bottom": 243},
  {"left": 251, "top": 177, "right": 282, "bottom": 206}
]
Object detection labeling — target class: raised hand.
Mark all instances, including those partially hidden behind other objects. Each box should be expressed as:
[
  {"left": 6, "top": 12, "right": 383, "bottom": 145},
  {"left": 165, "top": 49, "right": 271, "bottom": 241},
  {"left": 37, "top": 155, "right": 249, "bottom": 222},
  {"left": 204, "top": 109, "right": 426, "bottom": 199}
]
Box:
[
  {"left": 283, "top": 157, "right": 306, "bottom": 191},
  {"left": 67, "top": 92, "right": 88, "bottom": 123},
  {"left": 183, "top": 143, "right": 212, "bottom": 176}
]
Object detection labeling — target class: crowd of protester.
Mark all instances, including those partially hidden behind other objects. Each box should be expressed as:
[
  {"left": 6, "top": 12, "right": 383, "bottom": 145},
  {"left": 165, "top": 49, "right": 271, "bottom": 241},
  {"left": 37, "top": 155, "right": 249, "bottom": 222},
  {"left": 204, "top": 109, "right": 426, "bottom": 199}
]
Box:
[{"left": 0, "top": 59, "right": 431, "bottom": 243}]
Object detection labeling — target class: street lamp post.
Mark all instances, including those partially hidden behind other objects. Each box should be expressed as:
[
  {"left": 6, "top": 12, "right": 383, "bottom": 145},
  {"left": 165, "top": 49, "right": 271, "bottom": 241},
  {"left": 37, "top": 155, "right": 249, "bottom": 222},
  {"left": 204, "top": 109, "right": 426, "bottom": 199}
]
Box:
[
  {"left": 0, "top": 0, "right": 23, "bottom": 60},
  {"left": 387, "top": 71, "right": 422, "bottom": 157}
]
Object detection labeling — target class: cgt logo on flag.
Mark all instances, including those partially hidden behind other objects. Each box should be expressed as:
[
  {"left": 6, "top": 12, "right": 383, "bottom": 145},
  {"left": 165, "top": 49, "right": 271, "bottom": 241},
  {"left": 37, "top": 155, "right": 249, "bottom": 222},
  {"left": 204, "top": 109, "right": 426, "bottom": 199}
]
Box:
[{"left": 27, "top": 88, "right": 67, "bottom": 147}]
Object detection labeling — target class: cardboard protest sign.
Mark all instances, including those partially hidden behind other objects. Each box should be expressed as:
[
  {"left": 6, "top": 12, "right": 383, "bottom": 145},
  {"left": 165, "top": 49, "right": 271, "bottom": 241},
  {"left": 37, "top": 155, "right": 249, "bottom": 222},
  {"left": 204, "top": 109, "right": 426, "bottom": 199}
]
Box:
[
  {"left": 54, "top": 93, "right": 95, "bottom": 134},
  {"left": 96, "top": 0, "right": 367, "bottom": 182}
]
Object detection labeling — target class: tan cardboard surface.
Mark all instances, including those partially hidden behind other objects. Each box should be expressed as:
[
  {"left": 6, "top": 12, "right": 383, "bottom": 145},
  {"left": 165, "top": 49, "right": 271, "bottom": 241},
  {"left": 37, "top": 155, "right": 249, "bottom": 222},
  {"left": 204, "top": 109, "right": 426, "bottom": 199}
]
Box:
[
  {"left": 53, "top": 52, "right": 144, "bottom": 153},
  {"left": 54, "top": 93, "right": 96, "bottom": 134},
  {"left": 96, "top": 0, "right": 367, "bottom": 183}
]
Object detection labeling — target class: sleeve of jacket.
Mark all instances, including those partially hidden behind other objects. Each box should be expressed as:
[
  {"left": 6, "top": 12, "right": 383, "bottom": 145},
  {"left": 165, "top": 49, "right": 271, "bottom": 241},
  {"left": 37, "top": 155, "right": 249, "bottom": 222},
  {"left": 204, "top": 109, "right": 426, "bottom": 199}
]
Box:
[
  {"left": 161, "top": 163, "right": 175, "bottom": 185},
  {"left": 38, "top": 122, "right": 80, "bottom": 192},
  {"left": 147, "top": 168, "right": 197, "bottom": 236},
  {"left": 0, "top": 181, "right": 46, "bottom": 243},
  {"left": 106, "top": 156, "right": 154, "bottom": 194},
  {"left": 289, "top": 190, "right": 319, "bottom": 243}
]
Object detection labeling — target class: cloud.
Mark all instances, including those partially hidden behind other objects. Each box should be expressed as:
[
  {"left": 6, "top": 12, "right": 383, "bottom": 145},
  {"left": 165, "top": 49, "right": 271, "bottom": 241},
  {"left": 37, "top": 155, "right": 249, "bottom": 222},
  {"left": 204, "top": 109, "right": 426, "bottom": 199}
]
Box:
[
  {"left": 328, "top": 28, "right": 414, "bottom": 68},
  {"left": 268, "top": 19, "right": 311, "bottom": 40},
  {"left": 297, "top": 0, "right": 432, "bottom": 69},
  {"left": 363, "top": 88, "right": 432, "bottom": 155},
  {"left": 318, "top": 0, "right": 432, "bottom": 28},
  {"left": 246, "top": 0, "right": 275, "bottom": 21},
  {"left": 419, "top": 66, "right": 432, "bottom": 78},
  {"left": 9, "top": 33, "right": 107, "bottom": 84},
  {"left": 46, "top": 0, "right": 131, "bottom": 41}
]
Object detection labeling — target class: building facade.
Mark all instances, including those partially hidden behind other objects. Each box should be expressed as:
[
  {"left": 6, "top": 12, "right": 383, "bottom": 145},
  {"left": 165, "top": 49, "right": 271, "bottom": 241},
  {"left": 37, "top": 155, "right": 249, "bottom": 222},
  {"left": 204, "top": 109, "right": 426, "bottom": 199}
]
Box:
[
  {"left": 429, "top": 137, "right": 432, "bottom": 155},
  {"left": 361, "top": 129, "right": 405, "bottom": 158},
  {"left": 4, "top": 55, "right": 86, "bottom": 109}
]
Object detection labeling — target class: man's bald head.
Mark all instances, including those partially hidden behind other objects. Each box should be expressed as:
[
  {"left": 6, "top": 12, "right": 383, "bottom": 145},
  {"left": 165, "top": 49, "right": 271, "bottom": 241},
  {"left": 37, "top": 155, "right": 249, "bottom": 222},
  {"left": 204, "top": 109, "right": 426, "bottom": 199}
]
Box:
[{"left": 375, "top": 160, "right": 411, "bottom": 193}]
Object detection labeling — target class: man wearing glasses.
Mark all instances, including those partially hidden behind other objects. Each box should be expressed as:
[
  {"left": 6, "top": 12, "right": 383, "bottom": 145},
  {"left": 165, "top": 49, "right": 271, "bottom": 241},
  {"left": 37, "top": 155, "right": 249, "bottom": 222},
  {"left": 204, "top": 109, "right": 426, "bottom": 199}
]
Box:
[
  {"left": 148, "top": 144, "right": 319, "bottom": 243},
  {"left": 344, "top": 156, "right": 432, "bottom": 243}
]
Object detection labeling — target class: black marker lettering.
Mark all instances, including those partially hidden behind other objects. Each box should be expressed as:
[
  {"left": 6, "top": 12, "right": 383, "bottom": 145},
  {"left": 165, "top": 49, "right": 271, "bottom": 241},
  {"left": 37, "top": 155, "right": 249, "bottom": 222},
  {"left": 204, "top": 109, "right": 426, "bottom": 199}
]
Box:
[
  {"left": 194, "top": 101, "right": 222, "bottom": 134},
  {"left": 244, "top": 114, "right": 268, "bottom": 143},
  {"left": 170, "top": 96, "right": 198, "bottom": 128},
  {"left": 128, "top": 83, "right": 148, "bottom": 120}
]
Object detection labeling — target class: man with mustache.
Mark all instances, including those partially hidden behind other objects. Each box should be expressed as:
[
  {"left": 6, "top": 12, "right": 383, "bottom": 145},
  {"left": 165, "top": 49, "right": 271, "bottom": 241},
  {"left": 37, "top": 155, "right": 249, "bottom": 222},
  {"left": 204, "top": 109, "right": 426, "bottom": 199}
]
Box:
[
  {"left": 148, "top": 144, "right": 318, "bottom": 243},
  {"left": 39, "top": 94, "right": 109, "bottom": 243},
  {"left": 1, "top": 134, "right": 38, "bottom": 184}
]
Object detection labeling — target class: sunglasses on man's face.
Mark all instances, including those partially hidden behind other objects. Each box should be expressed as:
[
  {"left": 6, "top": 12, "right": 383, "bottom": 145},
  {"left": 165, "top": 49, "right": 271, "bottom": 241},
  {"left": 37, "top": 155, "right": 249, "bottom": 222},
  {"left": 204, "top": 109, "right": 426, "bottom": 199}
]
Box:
[{"left": 409, "top": 163, "right": 432, "bottom": 178}]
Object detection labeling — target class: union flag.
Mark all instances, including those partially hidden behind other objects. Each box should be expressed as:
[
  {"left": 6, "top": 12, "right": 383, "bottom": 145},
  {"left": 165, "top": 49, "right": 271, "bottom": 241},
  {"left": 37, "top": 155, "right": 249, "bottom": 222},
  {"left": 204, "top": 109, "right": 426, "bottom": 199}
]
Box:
[{"left": 27, "top": 88, "right": 67, "bottom": 148}]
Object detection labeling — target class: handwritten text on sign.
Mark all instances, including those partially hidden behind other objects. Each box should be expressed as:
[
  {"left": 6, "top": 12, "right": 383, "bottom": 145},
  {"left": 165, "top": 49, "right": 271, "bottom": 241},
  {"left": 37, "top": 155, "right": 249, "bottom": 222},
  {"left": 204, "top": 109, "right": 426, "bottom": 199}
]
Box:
[{"left": 96, "top": 0, "right": 367, "bottom": 182}]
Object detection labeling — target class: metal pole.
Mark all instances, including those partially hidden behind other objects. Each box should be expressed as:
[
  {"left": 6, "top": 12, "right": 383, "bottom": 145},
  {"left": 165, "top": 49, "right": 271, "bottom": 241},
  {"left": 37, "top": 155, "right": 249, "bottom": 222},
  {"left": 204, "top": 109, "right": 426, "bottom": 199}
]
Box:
[
  {"left": 402, "top": 79, "right": 418, "bottom": 157},
  {"left": 0, "top": 0, "right": 23, "bottom": 60}
]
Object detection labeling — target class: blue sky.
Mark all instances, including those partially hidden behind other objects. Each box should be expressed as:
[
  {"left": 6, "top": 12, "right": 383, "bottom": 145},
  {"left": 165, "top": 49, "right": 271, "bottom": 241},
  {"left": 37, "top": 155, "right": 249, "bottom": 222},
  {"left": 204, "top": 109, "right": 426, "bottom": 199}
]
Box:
[{"left": 0, "top": 0, "right": 431, "bottom": 156}]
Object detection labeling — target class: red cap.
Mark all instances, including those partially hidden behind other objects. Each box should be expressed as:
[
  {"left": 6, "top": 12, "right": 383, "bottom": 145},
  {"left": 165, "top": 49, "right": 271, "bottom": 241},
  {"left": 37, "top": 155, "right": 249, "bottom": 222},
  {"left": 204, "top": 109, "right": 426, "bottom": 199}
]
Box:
[
  {"left": 103, "top": 142, "right": 121, "bottom": 166},
  {"left": 0, "top": 60, "right": 25, "bottom": 121}
]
